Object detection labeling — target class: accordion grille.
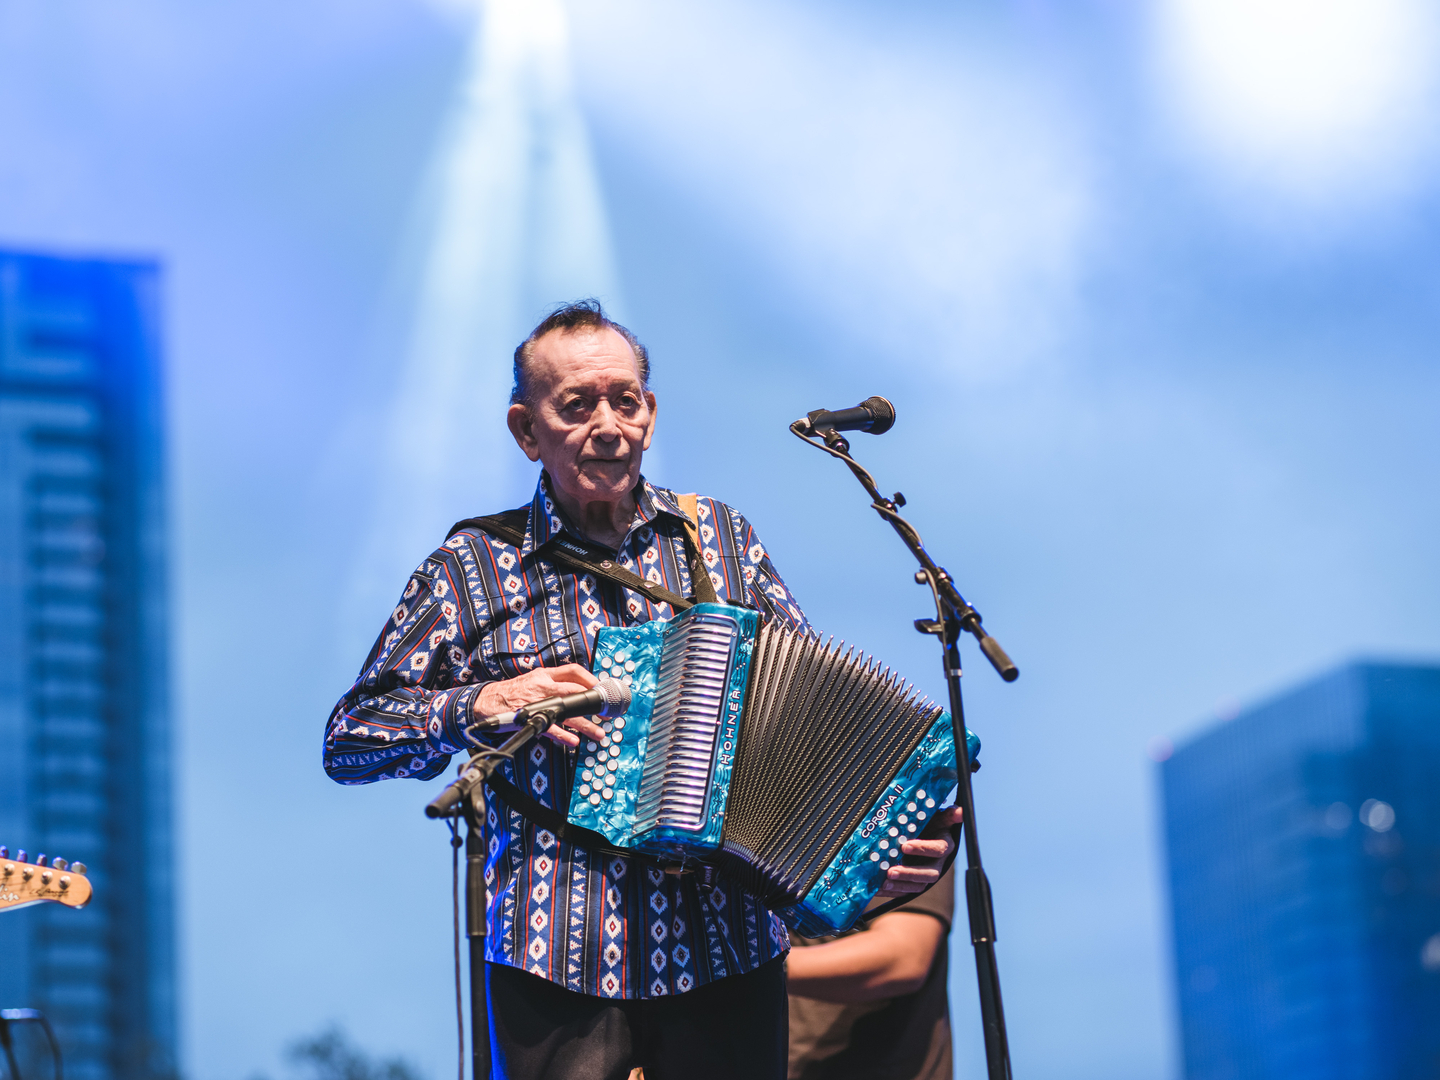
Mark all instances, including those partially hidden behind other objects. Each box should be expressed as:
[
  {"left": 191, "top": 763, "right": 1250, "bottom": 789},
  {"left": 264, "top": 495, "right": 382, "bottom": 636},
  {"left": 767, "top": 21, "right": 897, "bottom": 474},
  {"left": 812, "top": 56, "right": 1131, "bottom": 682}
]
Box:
[
  {"left": 633, "top": 613, "right": 740, "bottom": 834},
  {"left": 720, "top": 621, "right": 944, "bottom": 906}
]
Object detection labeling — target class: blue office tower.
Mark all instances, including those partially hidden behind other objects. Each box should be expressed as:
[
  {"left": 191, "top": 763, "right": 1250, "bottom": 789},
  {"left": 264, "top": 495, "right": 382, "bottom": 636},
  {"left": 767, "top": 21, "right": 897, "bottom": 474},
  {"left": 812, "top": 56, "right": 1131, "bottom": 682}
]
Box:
[
  {"left": 0, "top": 250, "right": 173, "bottom": 1080},
  {"left": 1161, "top": 662, "right": 1440, "bottom": 1080}
]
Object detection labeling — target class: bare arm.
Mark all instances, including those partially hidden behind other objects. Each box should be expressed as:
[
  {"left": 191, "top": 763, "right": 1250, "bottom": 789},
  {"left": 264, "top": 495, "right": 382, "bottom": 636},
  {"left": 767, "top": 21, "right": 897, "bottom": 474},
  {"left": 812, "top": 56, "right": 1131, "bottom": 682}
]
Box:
[{"left": 786, "top": 911, "right": 947, "bottom": 1004}]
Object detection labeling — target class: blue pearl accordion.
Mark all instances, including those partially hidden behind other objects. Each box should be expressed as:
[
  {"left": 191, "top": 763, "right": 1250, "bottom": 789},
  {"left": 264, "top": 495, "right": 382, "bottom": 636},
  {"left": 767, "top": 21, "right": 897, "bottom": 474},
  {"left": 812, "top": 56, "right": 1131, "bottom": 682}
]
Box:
[{"left": 567, "top": 603, "right": 980, "bottom": 936}]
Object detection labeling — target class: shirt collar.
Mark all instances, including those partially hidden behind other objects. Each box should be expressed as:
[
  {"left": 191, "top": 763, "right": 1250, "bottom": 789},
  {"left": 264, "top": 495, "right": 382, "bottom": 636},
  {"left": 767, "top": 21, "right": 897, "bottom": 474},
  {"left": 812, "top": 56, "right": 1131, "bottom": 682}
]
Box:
[{"left": 524, "top": 472, "right": 689, "bottom": 555}]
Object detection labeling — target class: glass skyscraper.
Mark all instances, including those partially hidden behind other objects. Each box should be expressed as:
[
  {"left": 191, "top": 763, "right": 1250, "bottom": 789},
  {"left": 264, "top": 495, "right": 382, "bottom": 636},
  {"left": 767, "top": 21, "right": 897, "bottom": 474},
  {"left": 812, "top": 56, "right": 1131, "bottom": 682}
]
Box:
[
  {"left": 1161, "top": 662, "right": 1440, "bottom": 1080},
  {"left": 0, "top": 250, "right": 173, "bottom": 1079}
]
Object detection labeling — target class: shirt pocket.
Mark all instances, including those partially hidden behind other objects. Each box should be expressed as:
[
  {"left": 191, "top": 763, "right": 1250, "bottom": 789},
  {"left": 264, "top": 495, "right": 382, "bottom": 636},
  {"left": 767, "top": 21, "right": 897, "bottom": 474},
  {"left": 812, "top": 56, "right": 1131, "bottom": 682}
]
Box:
[{"left": 483, "top": 626, "right": 586, "bottom": 680}]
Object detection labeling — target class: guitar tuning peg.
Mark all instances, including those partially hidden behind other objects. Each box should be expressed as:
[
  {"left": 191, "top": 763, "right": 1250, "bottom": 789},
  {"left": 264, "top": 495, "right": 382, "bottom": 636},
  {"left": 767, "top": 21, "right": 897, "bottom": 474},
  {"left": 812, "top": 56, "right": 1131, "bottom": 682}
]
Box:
[
  {"left": 53, "top": 858, "right": 68, "bottom": 871},
  {"left": 72, "top": 862, "right": 87, "bottom": 875},
  {"left": 0, "top": 846, "right": 7, "bottom": 859},
  {"left": 16, "top": 850, "right": 26, "bottom": 863},
  {"left": 36, "top": 854, "right": 48, "bottom": 867}
]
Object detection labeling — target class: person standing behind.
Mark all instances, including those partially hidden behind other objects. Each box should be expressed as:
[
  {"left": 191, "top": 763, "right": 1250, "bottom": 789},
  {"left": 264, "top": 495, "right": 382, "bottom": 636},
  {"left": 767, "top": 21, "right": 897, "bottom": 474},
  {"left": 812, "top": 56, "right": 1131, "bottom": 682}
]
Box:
[{"left": 786, "top": 863, "right": 957, "bottom": 1080}]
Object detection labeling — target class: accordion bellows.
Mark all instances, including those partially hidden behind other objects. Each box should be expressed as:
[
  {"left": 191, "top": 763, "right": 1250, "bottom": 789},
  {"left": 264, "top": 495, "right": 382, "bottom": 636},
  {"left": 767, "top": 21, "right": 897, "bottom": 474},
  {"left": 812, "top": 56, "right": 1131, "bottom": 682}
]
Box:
[{"left": 567, "top": 603, "right": 979, "bottom": 936}]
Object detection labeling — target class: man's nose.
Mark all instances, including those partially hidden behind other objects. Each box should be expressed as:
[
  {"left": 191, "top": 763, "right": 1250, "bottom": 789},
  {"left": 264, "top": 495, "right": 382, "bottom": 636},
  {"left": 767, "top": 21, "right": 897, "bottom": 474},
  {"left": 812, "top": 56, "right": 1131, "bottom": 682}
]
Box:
[{"left": 591, "top": 401, "right": 622, "bottom": 441}]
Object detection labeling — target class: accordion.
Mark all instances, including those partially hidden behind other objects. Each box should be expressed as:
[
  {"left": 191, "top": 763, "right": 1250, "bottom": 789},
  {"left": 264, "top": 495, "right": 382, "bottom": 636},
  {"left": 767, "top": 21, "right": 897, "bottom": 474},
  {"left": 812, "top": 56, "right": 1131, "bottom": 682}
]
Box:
[{"left": 565, "top": 602, "right": 979, "bottom": 936}]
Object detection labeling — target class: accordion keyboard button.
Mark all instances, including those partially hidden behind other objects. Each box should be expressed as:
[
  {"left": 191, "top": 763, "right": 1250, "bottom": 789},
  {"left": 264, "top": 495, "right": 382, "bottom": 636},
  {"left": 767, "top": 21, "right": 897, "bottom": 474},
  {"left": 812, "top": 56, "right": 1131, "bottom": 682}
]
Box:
[
  {"left": 590, "top": 793, "right": 602, "bottom": 806},
  {"left": 580, "top": 784, "right": 591, "bottom": 796},
  {"left": 602, "top": 787, "right": 614, "bottom": 800}
]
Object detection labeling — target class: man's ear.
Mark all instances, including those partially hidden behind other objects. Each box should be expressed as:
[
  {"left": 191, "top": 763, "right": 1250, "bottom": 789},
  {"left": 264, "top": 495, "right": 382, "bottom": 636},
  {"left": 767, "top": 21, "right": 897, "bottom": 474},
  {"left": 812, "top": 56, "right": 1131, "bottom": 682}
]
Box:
[
  {"left": 507, "top": 403, "right": 542, "bottom": 462},
  {"left": 640, "top": 391, "right": 657, "bottom": 452}
]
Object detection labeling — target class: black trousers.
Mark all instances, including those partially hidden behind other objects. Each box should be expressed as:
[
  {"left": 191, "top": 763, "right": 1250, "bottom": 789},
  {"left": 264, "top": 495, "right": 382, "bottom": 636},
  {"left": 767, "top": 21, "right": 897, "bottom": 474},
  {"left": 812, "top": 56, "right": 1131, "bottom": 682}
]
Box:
[{"left": 487, "top": 958, "right": 788, "bottom": 1080}]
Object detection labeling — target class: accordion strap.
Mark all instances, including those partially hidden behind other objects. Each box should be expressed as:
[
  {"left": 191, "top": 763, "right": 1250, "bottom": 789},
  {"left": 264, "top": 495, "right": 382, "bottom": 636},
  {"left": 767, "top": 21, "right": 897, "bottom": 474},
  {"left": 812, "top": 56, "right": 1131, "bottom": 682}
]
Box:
[
  {"left": 674, "top": 494, "right": 720, "bottom": 605},
  {"left": 448, "top": 499, "right": 718, "bottom": 611}
]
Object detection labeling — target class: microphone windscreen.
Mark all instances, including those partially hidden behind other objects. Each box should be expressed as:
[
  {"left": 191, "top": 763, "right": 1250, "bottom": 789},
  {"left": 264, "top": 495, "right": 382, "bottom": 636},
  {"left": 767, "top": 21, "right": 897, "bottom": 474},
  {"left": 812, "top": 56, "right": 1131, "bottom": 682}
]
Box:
[
  {"left": 862, "top": 396, "right": 896, "bottom": 435},
  {"left": 595, "top": 677, "right": 632, "bottom": 716}
]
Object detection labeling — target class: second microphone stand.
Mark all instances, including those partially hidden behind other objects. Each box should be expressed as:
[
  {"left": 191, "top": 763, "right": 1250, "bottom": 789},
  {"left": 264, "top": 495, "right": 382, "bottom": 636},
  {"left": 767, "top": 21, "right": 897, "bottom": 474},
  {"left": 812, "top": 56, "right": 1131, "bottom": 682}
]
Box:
[
  {"left": 792, "top": 417, "right": 1019, "bottom": 1080},
  {"left": 425, "top": 703, "right": 571, "bottom": 1080}
]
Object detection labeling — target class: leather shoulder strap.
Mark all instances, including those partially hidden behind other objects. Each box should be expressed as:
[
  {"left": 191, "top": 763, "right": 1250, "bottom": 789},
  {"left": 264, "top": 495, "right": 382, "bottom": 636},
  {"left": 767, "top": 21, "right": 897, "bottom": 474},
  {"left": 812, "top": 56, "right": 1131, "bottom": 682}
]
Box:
[
  {"left": 675, "top": 494, "right": 720, "bottom": 604},
  {"left": 448, "top": 508, "right": 528, "bottom": 545},
  {"left": 448, "top": 509, "right": 695, "bottom": 611}
]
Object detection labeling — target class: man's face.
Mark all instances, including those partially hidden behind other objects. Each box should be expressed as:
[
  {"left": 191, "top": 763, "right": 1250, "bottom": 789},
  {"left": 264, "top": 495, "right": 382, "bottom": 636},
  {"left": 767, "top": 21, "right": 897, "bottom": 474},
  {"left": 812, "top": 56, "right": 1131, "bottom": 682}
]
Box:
[{"left": 507, "top": 326, "right": 657, "bottom": 511}]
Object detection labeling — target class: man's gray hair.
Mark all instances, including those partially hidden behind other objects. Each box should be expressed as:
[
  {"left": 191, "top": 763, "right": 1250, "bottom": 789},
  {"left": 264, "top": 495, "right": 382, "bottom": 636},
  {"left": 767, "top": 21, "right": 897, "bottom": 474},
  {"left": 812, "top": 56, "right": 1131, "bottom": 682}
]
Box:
[{"left": 511, "top": 299, "right": 651, "bottom": 406}]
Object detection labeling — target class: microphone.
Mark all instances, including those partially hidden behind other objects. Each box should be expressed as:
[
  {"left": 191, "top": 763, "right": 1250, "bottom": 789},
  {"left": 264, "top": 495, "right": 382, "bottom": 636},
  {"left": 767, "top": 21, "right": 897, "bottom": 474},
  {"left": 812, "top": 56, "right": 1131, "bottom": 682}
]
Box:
[
  {"left": 473, "top": 677, "right": 632, "bottom": 732},
  {"left": 427, "top": 678, "right": 633, "bottom": 818},
  {"left": 801, "top": 395, "right": 896, "bottom": 435}
]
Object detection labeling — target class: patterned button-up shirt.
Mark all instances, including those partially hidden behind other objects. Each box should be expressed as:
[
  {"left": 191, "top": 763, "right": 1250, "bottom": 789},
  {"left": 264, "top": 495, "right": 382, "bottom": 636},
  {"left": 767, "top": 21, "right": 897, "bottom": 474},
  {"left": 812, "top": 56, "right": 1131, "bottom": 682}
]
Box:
[{"left": 325, "top": 474, "right": 810, "bottom": 998}]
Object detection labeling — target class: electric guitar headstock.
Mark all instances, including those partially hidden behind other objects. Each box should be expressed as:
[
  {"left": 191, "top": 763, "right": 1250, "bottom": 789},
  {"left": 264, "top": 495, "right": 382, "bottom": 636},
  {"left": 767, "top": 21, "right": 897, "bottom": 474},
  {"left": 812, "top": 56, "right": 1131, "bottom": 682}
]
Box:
[{"left": 0, "top": 846, "right": 93, "bottom": 912}]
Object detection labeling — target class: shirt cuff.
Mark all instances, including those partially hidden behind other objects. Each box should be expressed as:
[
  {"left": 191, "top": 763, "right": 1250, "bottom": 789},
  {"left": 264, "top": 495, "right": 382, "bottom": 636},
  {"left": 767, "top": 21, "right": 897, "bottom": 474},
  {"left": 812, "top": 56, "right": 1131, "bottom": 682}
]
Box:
[{"left": 426, "top": 683, "right": 485, "bottom": 753}]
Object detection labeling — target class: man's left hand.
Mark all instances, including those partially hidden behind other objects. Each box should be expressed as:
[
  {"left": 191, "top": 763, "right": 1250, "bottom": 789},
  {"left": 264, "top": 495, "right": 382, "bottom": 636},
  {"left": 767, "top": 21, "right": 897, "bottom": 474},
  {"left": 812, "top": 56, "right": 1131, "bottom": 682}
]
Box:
[{"left": 877, "top": 806, "right": 963, "bottom": 897}]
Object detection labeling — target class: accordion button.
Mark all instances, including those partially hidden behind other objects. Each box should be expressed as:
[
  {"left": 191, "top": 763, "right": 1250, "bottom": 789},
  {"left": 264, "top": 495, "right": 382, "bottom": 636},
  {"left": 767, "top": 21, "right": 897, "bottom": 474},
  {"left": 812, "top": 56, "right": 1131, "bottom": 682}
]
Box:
[
  {"left": 600, "top": 736, "right": 611, "bottom": 748},
  {"left": 590, "top": 794, "right": 602, "bottom": 806},
  {"left": 907, "top": 802, "right": 918, "bottom": 812},
  {"left": 607, "top": 760, "right": 618, "bottom": 773},
  {"left": 612, "top": 732, "right": 623, "bottom": 744},
  {"left": 870, "top": 852, "right": 881, "bottom": 862},
  {"left": 916, "top": 790, "right": 927, "bottom": 800},
  {"left": 615, "top": 652, "right": 627, "bottom": 664},
  {"left": 582, "top": 770, "right": 593, "bottom": 782},
  {"left": 926, "top": 799, "right": 936, "bottom": 808},
  {"left": 609, "top": 746, "right": 621, "bottom": 758},
  {"left": 898, "top": 814, "right": 908, "bottom": 824},
  {"left": 614, "top": 718, "right": 626, "bottom": 730},
  {"left": 888, "top": 827, "right": 899, "bottom": 837},
  {"left": 602, "top": 787, "right": 614, "bottom": 800},
  {"left": 624, "top": 661, "right": 636, "bottom": 673},
  {"left": 585, "top": 756, "right": 596, "bottom": 768},
  {"left": 586, "top": 741, "right": 599, "bottom": 752},
  {"left": 880, "top": 861, "right": 891, "bottom": 870},
  {"left": 622, "top": 674, "right": 633, "bottom": 686},
  {"left": 907, "top": 824, "right": 917, "bottom": 833},
  {"left": 917, "top": 810, "right": 927, "bottom": 821}
]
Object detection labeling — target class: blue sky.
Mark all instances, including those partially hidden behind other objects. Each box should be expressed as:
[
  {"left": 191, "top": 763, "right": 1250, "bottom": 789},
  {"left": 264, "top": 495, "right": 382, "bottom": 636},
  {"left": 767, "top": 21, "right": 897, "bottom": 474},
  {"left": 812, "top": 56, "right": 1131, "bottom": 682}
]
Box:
[{"left": 2, "top": 1, "right": 1438, "bottom": 1078}]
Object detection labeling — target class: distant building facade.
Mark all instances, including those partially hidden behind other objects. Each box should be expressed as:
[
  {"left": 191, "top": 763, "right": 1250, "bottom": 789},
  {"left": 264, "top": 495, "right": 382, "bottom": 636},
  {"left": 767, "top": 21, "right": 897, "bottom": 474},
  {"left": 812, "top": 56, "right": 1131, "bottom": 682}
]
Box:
[
  {"left": 0, "top": 250, "right": 173, "bottom": 1079},
  {"left": 1161, "top": 662, "right": 1440, "bottom": 1080}
]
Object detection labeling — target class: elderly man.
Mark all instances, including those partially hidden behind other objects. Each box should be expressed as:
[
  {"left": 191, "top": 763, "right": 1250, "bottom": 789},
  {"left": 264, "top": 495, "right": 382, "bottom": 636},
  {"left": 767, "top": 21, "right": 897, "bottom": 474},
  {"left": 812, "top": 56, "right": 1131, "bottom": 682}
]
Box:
[{"left": 324, "top": 301, "right": 958, "bottom": 1080}]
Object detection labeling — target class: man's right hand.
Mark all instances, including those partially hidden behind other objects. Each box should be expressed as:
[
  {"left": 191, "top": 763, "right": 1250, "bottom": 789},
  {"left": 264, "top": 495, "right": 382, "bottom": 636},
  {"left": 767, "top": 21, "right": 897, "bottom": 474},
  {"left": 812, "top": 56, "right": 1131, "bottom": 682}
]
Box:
[{"left": 473, "top": 663, "right": 607, "bottom": 748}]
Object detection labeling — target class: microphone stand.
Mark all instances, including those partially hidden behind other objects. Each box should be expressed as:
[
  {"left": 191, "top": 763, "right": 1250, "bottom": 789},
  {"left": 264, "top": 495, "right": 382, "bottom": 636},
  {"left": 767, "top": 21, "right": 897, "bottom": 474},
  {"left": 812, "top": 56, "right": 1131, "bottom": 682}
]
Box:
[
  {"left": 791, "top": 418, "right": 1019, "bottom": 1080},
  {"left": 425, "top": 703, "right": 568, "bottom": 1080}
]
